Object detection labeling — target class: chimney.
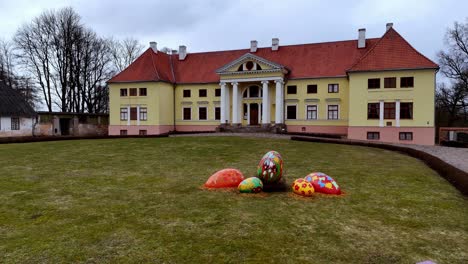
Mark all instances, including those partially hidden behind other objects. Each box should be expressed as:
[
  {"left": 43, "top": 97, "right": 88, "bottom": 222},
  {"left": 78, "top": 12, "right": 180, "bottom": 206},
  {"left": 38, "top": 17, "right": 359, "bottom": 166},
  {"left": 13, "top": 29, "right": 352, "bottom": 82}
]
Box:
[
  {"left": 150, "top": 41, "right": 157, "bottom": 53},
  {"left": 179, "top": 45, "right": 187, "bottom": 60},
  {"left": 386, "top": 22, "right": 393, "bottom": 31},
  {"left": 250, "top": 40, "right": 258, "bottom": 52},
  {"left": 272, "top": 38, "right": 279, "bottom": 51},
  {"left": 358, "top": 28, "right": 366, "bottom": 49}
]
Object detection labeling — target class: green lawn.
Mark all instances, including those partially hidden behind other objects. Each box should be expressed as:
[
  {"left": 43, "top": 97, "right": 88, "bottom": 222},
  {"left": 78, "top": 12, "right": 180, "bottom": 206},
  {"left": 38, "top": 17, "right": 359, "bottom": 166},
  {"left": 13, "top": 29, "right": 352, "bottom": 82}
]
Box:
[{"left": 0, "top": 137, "right": 467, "bottom": 263}]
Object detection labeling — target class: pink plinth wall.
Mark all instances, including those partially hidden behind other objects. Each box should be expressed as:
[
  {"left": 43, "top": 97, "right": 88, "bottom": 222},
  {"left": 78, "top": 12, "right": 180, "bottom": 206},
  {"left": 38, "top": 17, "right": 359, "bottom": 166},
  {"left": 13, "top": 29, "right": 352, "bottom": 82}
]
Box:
[
  {"left": 175, "top": 125, "right": 218, "bottom": 132},
  {"left": 287, "top": 125, "right": 348, "bottom": 135},
  {"left": 347, "top": 126, "right": 435, "bottom": 145},
  {"left": 109, "top": 125, "right": 173, "bottom": 135}
]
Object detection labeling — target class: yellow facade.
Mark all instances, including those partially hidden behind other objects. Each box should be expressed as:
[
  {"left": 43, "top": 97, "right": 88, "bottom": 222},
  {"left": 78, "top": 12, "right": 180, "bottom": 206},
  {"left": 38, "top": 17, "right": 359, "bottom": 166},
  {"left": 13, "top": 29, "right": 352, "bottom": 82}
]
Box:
[
  {"left": 175, "top": 83, "right": 220, "bottom": 126},
  {"left": 283, "top": 77, "right": 349, "bottom": 127},
  {"left": 348, "top": 69, "right": 436, "bottom": 127},
  {"left": 109, "top": 70, "right": 435, "bottom": 129},
  {"left": 109, "top": 82, "right": 174, "bottom": 126}
]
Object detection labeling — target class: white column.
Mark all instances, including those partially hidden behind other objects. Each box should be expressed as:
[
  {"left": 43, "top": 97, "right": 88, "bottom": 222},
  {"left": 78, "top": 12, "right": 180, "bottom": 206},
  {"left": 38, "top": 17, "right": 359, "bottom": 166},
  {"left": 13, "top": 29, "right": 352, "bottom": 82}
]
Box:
[
  {"left": 220, "top": 82, "right": 226, "bottom": 124},
  {"left": 137, "top": 105, "right": 140, "bottom": 126},
  {"left": 232, "top": 82, "right": 240, "bottom": 124},
  {"left": 262, "top": 80, "right": 270, "bottom": 125},
  {"left": 258, "top": 103, "right": 261, "bottom": 123},
  {"left": 395, "top": 100, "right": 400, "bottom": 127},
  {"left": 275, "top": 79, "right": 284, "bottom": 124},
  {"left": 225, "top": 83, "right": 230, "bottom": 124},
  {"left": 127, "top": 106, "right": 130, "bottom": 126},
  {"left": 247, "top": 103, "right": 250, "bottom": 125},
  {"left": 379, "top": 100, "right": 384, "bottom": 127}
]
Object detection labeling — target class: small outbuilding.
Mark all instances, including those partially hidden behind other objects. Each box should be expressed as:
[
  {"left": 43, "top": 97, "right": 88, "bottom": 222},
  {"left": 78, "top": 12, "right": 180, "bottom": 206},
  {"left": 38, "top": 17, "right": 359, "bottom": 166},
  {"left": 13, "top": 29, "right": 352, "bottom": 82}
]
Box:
[{"left": 0, "top": 81, "right": 36, "bottom": 137}]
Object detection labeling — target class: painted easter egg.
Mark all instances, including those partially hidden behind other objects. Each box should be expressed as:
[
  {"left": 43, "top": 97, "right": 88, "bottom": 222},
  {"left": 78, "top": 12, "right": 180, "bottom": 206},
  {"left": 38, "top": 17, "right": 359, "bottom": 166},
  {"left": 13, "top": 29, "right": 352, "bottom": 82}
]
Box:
[
  {"left": 256, "top": 151, "right": 284, "bottom": 184},
  {"left": 204, "top": 168, "right": 245, "bottom": 188},
  {"left": 304, "top": 172, "right": 341, "bottom": 195},
  {"left": 291, "top": 178, "right": 315, "bottom": 197},
  {"left": 238, "top": 177, "right": 263, "bottom": 193}
]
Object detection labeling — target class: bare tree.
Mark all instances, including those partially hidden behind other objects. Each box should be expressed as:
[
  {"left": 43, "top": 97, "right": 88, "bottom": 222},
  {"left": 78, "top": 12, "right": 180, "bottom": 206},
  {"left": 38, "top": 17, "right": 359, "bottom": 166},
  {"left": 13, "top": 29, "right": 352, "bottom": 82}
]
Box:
[
  {"left": 437, "top": 18, "right": 468, "bottom": 126},
  {"left": 436, "top": 82, "right": 467, "bottom": 126},
  {"left": 14, "top": 11, "right": 55, "bottom": 112},
  {"left": 0, "top": 39, "right": 16, "bottom": 87},
  {"left": 438, "top": 19, "right": 468, "bottom": 88},
  {"left": 109, "top": 37, "right": 144, "bottom": 72},
  {"left": 14, "top": 7, "right": 112, "bottom": 113}
]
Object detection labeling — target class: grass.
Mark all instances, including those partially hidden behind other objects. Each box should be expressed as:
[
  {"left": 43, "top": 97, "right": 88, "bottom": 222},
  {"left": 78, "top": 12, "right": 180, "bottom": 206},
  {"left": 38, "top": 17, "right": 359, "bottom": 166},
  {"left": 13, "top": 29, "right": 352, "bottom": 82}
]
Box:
[{"left": 0, "top": 136, "right": 467, "bottom": 263}]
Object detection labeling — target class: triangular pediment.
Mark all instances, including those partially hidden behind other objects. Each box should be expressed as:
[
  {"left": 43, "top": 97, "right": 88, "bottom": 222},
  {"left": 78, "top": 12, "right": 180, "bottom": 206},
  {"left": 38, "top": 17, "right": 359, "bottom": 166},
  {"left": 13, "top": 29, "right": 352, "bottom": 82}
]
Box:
[{"left": 216, "top": 53, "right": 286, "bottom": 74}]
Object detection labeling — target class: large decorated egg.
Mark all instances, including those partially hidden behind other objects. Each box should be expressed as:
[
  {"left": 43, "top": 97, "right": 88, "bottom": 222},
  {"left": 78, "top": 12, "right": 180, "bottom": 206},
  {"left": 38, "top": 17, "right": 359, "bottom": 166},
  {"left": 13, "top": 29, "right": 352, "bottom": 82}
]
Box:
[
  {"left": 304, "top": 172, "right": 341, "bottom": 195},
  {"left": 238, "top": 177, "right": 263, "bottom": 193},
  {"left": 204, "top": 168, "right": 245, "bottom": 188},
  {"left": 291, "top": 178, "right": 314, "bottom": 197},
  {"left": 256, "top": 151, "right": 284, "bottom": 184}
]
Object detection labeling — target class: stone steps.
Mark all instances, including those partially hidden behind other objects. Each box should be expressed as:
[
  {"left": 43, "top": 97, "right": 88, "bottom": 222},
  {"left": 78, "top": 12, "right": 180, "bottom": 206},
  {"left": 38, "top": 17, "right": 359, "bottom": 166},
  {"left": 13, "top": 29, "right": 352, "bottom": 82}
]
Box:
[{"left": 217, "top": 124, "right": 287, "bottom": 133}]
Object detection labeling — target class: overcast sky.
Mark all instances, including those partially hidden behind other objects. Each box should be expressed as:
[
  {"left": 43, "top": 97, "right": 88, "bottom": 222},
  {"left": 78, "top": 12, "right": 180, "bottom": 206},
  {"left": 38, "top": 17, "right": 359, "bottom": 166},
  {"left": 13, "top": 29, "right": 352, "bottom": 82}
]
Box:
[{"left": 1, "top": 0, "right": 467, "bottom": 64}]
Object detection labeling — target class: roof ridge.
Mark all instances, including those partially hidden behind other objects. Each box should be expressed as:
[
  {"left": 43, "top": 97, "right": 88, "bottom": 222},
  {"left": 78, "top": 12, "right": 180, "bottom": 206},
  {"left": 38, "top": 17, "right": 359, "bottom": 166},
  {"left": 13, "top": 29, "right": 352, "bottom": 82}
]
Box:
[
  {"left": 180, "top": 38, "right": 382, "bottom": 56},
  {"left": 150, "top": 49, "right": 161, "bottom": 81},
  {"left": 169, "top": 53, "right": 176, "bottom": 83}
]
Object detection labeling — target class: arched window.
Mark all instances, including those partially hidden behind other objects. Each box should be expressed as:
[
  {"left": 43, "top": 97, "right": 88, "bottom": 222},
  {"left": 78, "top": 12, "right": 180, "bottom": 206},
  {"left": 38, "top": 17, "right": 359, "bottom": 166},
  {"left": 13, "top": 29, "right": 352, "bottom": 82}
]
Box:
[{"left": 243, "top": 86, "right": 262, "bottom": 98}]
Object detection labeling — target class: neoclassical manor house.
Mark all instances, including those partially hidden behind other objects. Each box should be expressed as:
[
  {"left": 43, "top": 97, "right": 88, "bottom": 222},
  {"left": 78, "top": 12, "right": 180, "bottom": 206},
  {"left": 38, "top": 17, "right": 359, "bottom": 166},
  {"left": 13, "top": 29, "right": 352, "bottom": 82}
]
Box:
[{"left": 108, "top": 23, "right": 438, "bottom": 145}]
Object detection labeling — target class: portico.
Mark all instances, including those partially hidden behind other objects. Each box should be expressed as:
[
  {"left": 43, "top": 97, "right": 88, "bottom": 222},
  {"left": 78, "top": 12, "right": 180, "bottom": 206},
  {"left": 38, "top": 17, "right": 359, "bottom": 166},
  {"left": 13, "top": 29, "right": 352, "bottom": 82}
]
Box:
[{"left": 219, "top": 77, "right": 284, "bottom": 127}]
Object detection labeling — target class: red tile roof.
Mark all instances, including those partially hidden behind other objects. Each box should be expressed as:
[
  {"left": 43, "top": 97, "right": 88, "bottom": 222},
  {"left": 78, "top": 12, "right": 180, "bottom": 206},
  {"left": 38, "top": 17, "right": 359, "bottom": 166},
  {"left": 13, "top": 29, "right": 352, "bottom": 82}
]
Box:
[
  {"left": 348, "top": 28, "right": 438, "bottom": 72},
  {"left": 108, "top": 28, "right": 438, "bottom": 84}
]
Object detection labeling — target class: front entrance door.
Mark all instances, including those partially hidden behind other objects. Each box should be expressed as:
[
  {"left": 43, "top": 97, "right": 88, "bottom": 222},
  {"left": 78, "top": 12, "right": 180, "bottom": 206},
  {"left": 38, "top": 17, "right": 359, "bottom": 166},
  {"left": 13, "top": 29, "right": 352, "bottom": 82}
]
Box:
[{"left": 250, "top": 103, "right": 259, "bottom": 125}]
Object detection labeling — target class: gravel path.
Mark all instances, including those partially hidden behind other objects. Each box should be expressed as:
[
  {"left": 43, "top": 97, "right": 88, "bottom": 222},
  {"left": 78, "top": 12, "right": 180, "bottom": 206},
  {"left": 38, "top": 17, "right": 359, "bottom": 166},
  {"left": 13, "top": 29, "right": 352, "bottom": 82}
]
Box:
[
  {"left": 170, "top": 133, "right": 468, "bottom": 173},
  {"left": 403, "top": 144, "right": 468, "bottom": 173}
]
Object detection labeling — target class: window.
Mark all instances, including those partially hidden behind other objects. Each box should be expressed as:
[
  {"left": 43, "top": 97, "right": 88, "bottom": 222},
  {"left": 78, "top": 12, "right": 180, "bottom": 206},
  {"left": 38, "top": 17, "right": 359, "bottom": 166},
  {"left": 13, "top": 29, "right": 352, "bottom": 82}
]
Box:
[
  {"left": 306, "top": 105, "right": 318, "bottom": 120},
  {"left": 199, "top": 89, "right": 207, "bottom": 97},
  {"left": 140, "top": 107, "right": 147, "bottom": 121},
  {"left": 11, "top": 117, "right": 20, "bottom": 130},
  {"left": 183, "top": 107, "right": 191, "bottom": 120},
  {"left": 367, "top": 103, "right": 380, "bottom": 119},
  {"left": 400, "top": 77, "right": 414, "bottom": 88},
  {"left": 384, "top": 103, "right": 395, "bottom": 119},
  {"left": 130, "top": 107, "right": 137, "bottom": 120},
  {"left": 249, "top": 86, "right": 260, "bottom": 97},
  {"left": 139, "top": 88, "right": 147, "bottom": 96},
  {"left": 129, "top": 88, "right": 137, "bottom": 96},
  {"left": 367, "top": 132, "right": 380, "bottom": 140},
  {"left": 215, "top": 88, "right": 221, "bottom": 97},
  {"left": 199, "top": 107, "right": 207, "bottom": 120},
  {"left": 328, "top": 84, "right": 339, "bottom": 93},
  {"left": 384, "top": 77, "right": 396, "bottom": 88},
  {"left": 400, "top": 102, "right": 413, "bottom": 119},
  {"left": 307, "top": 85, "right": 317, "bottom": 94},
  {"left": 120, "top": 108, "right": 128, "bottom": 121},
  {"left": 215, "top": 107, "right": 221, "bottom": 120},
  {"left": 286, "top": 105, "right": 297, "bottom": 120},
  {"left": 327, "top": 105, "right": 339, "bottom": 120},
  {"left": 120, "top": 88, "right": 128, "bottom": 97},
  {"left": 120, "top": 130, "right": 127, "bottom": 136},
  {"left": 399, "top": 132, "right": 413, "bottom": 141},
  {"left": 287, "top": 85, "right": 297, "bottom": 94},
  {"left": 368, "top": 78, "right": 380, "bottom": 89},
  {"left": 139, "top": 130, "right": 147, "bottom": 136},
  {"left": 183, "top": 90, "right": 191, "bottom": 98}
]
